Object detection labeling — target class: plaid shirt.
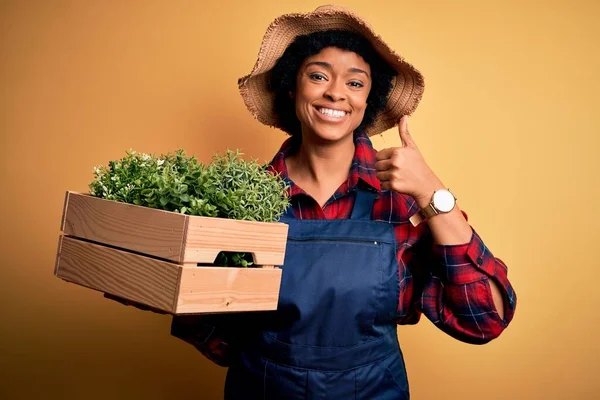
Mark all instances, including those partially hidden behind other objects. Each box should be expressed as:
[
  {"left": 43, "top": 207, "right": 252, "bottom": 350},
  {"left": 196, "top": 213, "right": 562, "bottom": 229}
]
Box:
[{"left": 171, "top": 132, "right": 517, "bottom": 367}]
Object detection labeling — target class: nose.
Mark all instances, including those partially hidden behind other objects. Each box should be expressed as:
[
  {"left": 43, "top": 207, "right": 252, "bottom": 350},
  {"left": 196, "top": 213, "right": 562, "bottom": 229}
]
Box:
[{"left": 323, "top": 78, "right": 346, "bottom": 102}]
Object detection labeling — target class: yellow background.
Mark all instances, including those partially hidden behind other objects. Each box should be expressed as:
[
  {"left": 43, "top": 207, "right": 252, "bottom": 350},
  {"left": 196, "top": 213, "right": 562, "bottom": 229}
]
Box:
[{"left": 1, "top": 0, "right": 598, "bottom": 399}]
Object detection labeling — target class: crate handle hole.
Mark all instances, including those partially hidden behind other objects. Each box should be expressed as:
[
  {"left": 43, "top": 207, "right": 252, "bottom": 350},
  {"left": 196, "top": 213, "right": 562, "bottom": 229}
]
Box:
[{"left": 211, "top": 251, "right": 257, "bottom": 267}]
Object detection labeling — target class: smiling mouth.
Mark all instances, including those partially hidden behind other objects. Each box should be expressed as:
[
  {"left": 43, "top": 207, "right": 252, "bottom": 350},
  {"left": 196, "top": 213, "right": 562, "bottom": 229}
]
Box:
[{"left": 316, "top": 107, "right": 349, "bottom": 118}]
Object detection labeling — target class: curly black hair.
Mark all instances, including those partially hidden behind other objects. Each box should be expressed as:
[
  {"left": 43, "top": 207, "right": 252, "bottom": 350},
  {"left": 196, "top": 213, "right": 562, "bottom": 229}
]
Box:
[{"left": 269, "top": 30, "right": 397, "bottom": 140}]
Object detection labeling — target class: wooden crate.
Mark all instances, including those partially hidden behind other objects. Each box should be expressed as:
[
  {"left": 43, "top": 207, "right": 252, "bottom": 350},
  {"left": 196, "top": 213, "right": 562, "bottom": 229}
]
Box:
[{"left": 54, "top": 191, "right": 288, "bottom": 314}]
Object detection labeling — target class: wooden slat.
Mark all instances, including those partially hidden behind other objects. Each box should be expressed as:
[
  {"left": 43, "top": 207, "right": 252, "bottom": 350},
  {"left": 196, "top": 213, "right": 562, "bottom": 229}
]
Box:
[
  {"left": 62, "top": 191, "right": 187, "bottom": 263},
  {"left": 55, "top": 236, "right": 180, "bottom": 313},
  {"left": 54, "top": 235, "right": 63, "bottom": 275},
  {"left": 175, "top": 266, "right": 282, "bottom": 313},
  {"left": 60, "top": 191, "right": 70, "bottom": 232},
  {"left": 184, "top": 216, "right": 289, "bottom": 265}
]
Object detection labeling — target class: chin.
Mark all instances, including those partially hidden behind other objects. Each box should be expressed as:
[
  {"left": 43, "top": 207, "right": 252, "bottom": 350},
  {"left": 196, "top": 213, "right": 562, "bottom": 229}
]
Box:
[{"left": 307, "top": 124, "right": 356, "bottom": 143}]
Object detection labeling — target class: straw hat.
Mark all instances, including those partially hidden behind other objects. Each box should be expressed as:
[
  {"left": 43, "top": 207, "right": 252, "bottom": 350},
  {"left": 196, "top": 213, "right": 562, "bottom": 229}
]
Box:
[{"left": 238, "top": 4, "right": 425, "bottom": 136}]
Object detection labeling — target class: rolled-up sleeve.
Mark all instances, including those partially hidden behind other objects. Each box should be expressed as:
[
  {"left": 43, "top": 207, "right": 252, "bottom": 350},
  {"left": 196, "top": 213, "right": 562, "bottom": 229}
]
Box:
[
  {"left": 420, "top": 229, "right": 517, "bottom": 344},
  {"left": 170, "top": 314, "right": 240, "bottom": 367}
]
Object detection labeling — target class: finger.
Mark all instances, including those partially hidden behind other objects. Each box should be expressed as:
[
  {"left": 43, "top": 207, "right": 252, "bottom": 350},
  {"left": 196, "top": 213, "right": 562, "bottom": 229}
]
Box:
[
  {"left": 380, "top": 181, "right": 392, "bottom": 191},
  {"left": 380, "top": 179, "right": 406, "bottom": 193},
  {"left": 376, "top": 170, "right": 392, "bottom": 182},
  {"left": 375, "top": 147, "right": 396, "bottom": 161},
  {"left": 374, "top": 158, "right": 394, "bottom": 172},
  {"left": 398, "top": 116, "right": 415, "bottom": 148}
]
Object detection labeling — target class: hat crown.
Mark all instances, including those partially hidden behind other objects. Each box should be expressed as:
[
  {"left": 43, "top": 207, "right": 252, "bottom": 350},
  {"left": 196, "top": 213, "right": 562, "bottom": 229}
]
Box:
[{"left": 314, "top": 4, "right": 347, "bottom": 13}]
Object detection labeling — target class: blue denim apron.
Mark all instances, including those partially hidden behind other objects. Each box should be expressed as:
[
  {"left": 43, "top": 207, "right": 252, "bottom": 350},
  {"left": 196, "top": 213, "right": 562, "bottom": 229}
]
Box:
[{"left": 224, "top": 188, "right": 409, "bottom": 399}]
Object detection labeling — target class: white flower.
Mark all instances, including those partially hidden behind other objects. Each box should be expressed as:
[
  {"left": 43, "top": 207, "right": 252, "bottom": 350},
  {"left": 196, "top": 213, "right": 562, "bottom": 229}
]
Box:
[
  {"left": 157, "top": 159, "right": 165, "bottom": 166},
  {"left": 142, "top": 153, "right": 151, "bottom": 161}
]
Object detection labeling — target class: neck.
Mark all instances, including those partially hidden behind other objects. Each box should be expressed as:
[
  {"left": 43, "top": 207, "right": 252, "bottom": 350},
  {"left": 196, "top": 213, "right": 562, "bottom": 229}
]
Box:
[{"left": 287, "top": 133, "right": 355, "bottom": 188}]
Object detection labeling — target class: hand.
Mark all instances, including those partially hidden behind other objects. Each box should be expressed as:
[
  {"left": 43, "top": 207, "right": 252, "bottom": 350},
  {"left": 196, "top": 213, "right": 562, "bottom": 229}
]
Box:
[
  {"left": 103, "top": 292, "right": 169, "bottom": 315},
  {"left": 374, "top": 116, "right": 444, "bottom": 205}
]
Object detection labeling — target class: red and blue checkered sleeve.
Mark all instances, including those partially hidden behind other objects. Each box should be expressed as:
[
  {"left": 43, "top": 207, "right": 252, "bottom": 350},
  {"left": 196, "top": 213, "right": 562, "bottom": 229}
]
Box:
[
  {"left": 419, "top": 229, "right": 517, "bottom": 344},
  {"left": 170, "top": 315, "right": 241, "bottom": 367}
]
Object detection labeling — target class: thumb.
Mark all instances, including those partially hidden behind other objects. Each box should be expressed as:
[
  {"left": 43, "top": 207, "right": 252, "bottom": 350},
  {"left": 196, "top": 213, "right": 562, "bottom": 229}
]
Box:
[{"left": 398, "top": 116, "right": 415, "bottom": 148}]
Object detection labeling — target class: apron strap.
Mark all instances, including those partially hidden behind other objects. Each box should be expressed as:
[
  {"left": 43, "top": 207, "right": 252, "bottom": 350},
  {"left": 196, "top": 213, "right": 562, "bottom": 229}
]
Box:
[{"left": 350, "top": 187, "right": 377, "bottom": 221}]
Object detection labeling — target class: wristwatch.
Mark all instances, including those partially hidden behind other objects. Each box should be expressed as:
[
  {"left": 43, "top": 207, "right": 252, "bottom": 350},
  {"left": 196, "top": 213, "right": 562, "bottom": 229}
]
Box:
[{"left": 409, "top": 189, "right": 456, "bottom": 226}]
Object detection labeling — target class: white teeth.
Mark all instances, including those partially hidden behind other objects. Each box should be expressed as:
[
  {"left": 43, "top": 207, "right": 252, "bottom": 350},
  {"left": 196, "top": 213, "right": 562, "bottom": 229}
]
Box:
[{"left": 318, "top": 107, "right": 347, "bottom": 118}]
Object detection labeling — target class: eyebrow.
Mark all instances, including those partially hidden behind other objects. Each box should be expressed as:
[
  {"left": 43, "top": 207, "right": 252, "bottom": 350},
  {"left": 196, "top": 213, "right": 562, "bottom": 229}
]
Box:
[{"left": 304, "top": 61, "right": 370, "bottom": 78}]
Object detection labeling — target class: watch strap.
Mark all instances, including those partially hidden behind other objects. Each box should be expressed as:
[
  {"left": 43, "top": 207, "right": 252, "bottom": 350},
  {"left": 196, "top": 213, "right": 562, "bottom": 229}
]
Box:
[
  {"left": 408, "top": 189, "right": 455, "bottom": 227},
  {"left": 419, "top": 203, "right": 439, "bottom": 219},
  {"left": 409, "top": 203, "right": 437, "bottom": 227}
]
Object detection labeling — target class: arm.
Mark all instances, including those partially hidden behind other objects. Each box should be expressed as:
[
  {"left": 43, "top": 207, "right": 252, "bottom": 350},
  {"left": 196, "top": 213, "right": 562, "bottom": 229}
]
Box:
[
  {"left": 376, "top": 116, "right": 516, "bottom": 342},
  {"left": 414, "top": 196, "right": 507, "bottom": 319},
  {"left": 102, "top": 293, "right": 240, "bottom": 366},
  {"left": 418, "top": 221, "right": 517, "bottom": 343},
  {"left": 170, "top": 314, "right": 242, "bottom": 367}
]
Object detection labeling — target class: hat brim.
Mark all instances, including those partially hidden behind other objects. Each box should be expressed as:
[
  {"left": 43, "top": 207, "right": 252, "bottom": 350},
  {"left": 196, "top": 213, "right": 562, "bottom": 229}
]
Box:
[{"left": 238, "top": 5, "right": 425, "bottom": 137}]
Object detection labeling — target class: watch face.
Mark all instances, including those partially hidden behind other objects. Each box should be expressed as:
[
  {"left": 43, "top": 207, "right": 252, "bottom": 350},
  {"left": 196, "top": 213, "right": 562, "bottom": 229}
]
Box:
[{"left": 433, "top": 190, "right": 455, "bottom": 212}]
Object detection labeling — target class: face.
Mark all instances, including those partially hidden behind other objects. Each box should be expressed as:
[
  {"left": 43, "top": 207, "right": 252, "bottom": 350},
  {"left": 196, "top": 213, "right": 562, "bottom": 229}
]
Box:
[{"left": 293, "top": 47, "right": 372, "bottom": 144}]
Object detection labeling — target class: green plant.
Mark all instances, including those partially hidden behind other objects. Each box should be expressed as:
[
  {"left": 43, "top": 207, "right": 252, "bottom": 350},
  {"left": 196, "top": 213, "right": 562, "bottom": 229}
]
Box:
[{"left": 89, "top": 149, "right": 289, "bottom": 267}]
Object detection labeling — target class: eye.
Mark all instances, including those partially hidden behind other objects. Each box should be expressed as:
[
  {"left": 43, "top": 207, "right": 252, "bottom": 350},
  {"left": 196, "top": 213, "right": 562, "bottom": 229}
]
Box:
[
  {"left": 309, "top": 73, "right": 327, "bottom": 81},
  {"left": 348, "top": 81, "right": 364, "bottom": 88}
]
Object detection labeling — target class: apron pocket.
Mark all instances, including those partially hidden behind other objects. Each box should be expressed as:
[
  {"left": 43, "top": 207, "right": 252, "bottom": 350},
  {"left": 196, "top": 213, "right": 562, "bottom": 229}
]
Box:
[
  {"left": 354, "top": 352, "right": 409, "bottom": 399},
  {"left": 377, "top": 351, "right": 410, "bottom": 398},
  {"left": 225, "top": 354, "right": 308, "bottom": 400}
]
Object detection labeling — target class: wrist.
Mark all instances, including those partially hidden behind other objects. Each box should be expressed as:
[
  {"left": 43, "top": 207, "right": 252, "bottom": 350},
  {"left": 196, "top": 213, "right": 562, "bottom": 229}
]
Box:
[{"left": 414, "top": 181, "right": 445, "bottom": 208}]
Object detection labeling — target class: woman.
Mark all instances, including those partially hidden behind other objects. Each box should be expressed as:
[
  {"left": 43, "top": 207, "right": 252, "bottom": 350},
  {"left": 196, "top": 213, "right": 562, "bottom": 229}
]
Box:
[{"left": 172, "top": 5, "right": 516, "bottom": 399}]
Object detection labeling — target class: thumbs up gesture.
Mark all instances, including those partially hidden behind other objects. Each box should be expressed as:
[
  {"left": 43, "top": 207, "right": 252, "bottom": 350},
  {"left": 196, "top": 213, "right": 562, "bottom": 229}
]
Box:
[{"left": 375, "top": 116, "right": 444, "bottom": 205}]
